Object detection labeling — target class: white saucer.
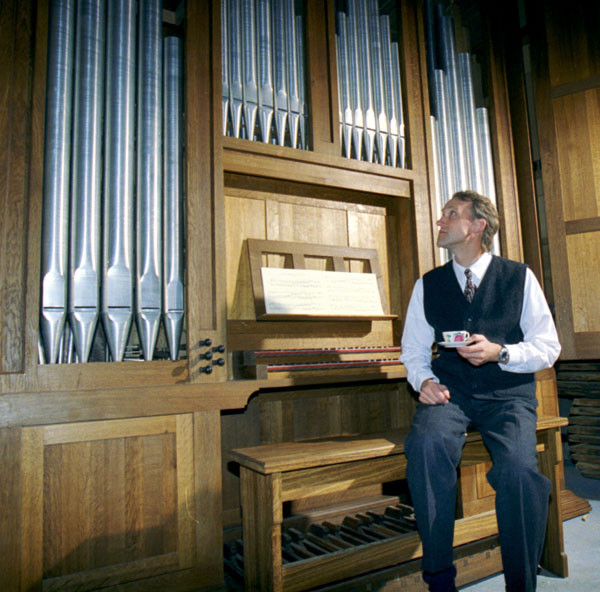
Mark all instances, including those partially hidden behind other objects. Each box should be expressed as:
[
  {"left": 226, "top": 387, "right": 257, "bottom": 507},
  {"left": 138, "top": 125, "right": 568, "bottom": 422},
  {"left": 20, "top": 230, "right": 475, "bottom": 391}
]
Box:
[{"left": 438, "top": 341, "right": 470, "bottom": 348}]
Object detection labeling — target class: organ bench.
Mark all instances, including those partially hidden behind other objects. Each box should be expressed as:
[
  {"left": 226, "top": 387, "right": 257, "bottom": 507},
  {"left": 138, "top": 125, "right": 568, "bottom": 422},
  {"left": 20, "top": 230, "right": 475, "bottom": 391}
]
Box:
[{"left": 231, "top": 416, "right": 568, "bottom": 592}]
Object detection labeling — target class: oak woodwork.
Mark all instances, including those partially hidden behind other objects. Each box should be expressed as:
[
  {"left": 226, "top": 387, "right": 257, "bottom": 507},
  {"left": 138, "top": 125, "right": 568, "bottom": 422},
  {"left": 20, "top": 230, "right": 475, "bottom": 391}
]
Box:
[
  {"left": 528, "top": 0, "right": 600, "bottom": 359},
  {"left": 0, "top": 1, "right": 565, "bottom": 591},
  {"left": 0, "top": 0, "right": 34, "bottom": 375},
  {"left": 19, "top": 415, "right": 200, "bottom": 591}
]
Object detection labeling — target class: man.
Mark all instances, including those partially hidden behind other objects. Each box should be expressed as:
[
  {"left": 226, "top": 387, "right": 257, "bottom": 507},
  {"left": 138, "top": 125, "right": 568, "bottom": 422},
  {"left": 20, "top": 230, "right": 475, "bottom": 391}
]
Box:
[{"left": 401, "top": 191, "right": 561, "bottom": 592}]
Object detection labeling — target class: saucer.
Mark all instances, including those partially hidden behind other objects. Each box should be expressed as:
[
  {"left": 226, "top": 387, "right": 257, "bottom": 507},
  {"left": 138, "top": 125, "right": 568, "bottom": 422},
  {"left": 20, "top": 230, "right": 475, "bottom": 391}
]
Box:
[{"left": 438, "top": 341, "right": 469, "bottom": 348}]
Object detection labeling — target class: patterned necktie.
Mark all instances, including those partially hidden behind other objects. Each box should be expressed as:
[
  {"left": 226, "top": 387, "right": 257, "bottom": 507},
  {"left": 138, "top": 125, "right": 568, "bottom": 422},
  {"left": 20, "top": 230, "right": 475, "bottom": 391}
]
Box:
[{"left": 464, "top": 268, "right": 476, "bottom": 302}]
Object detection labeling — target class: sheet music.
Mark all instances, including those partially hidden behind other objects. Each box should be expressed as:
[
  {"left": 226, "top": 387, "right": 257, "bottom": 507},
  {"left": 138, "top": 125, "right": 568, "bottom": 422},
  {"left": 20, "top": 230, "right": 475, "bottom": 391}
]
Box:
[{"left": 261, "top": 267, "right": 384, "bottom": 316}]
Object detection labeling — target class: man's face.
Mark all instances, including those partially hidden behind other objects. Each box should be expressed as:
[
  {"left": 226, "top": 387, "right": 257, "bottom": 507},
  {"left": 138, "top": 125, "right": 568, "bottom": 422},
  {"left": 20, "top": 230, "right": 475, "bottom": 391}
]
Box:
[{"left": 436, "top": 198, "right": 480, "bottom": 250}]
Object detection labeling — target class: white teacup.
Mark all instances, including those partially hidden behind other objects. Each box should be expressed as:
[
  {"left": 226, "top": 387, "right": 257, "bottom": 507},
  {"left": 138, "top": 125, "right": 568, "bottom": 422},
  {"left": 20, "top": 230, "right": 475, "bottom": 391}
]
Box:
[{"left": 443, "top": 330, "right": 470, "bottom": 344}]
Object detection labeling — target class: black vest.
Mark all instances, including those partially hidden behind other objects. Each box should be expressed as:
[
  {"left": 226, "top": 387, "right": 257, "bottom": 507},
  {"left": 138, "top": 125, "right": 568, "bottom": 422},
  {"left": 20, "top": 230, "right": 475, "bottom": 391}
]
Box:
[{"left": 423, "top": 256, "right": 535, "bottom": 396}]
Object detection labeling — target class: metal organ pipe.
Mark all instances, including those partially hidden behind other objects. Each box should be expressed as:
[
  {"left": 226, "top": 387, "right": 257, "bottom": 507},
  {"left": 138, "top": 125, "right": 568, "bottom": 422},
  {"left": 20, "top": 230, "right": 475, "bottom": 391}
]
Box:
[
  {"left": 285, "top": 0, "right": 301, "bottom": 149},
  {"left": 221, "top": 0, "right": 230, "bottom": 136},
  {"left": 40, "top": 0, "right": 75, "bottom": 364},
  {"left": 103, "top": 0, "right": 136, "bottom": 363},
  {"left": 296, "top": 15, "right": 307, "bottom": 149},
  {"left": 272, "top": 0, "right": 289, "bottom": 146},
  {"left": 380, "top": 15, "right": 399, "bottom": 168},
  {"left": 136, "top": 0, "right": 163, "bottom": 362},
  {"left": 163, "top": 37, "right": 185, "bottom": 362},
  {"left": 336, "top": 12, "right": 352, "bottom": 158},
  {"left": 69, "top": 0, "right": 105, "bottom": 363},
  {"left": 257, "top": 0, "right": 274, "bottom": 144},
  {"left": 390, "top": 42, "right": 406, "bottom": 168},
  {"left": 242, "top": 0, "right": 258, "bottom": 140},
  {"left": 228, "top": 0, "right": 243, "bottom": 139}
]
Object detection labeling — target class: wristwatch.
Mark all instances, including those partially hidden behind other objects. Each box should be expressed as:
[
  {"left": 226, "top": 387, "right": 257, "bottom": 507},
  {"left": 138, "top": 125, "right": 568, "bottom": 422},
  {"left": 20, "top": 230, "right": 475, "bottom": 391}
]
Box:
[{"left": 498, "top": 346, "right": 510, "bottom": 365}]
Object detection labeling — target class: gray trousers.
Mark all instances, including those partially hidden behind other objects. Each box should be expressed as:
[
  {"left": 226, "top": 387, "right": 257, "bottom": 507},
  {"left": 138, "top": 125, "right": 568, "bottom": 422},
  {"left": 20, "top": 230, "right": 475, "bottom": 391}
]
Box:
[{"left": 405, "top": 388, "right": 551, "bottom": 592}]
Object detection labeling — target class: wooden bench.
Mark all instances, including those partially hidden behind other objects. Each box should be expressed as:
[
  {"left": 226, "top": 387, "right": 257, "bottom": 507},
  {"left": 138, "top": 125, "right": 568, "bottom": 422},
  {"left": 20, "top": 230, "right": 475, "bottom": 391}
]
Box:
[{"left": 231, "top": 416, "right": 568, "bottom": 592}]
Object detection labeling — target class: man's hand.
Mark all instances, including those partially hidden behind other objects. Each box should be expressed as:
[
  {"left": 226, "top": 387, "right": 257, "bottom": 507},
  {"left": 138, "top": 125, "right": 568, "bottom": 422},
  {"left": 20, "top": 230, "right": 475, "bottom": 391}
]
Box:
[
  {"left": 457, "top": 334, "right": 502, "bottom": 366},
  {"left": 420, "top": 378, "right": 451, "bottom": 405}
]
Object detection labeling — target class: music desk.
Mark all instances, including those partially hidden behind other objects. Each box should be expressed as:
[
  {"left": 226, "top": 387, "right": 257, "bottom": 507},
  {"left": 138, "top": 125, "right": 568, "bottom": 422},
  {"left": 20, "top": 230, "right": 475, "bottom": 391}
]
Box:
[{"left": 231, "top": 417, "right": 568, "bottom": 592}]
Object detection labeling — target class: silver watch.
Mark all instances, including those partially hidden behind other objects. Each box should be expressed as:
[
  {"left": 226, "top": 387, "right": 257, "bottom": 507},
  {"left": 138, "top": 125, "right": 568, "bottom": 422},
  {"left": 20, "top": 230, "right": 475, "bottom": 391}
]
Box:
[{"left": 498, "top": 346, "right": 510, "bottom": 364}]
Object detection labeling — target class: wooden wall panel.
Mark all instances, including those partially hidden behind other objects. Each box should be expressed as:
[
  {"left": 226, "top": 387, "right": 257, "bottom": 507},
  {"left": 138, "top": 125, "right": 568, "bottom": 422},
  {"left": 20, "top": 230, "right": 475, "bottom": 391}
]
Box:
[
  {"left": 265, "top": 200, "right": 349, "bottom": 248},
  {"left": 19, "top": 415, "right": 197, "bottom": 591},
  {"left": 545, "top": 2, "right": 600, "bottom": 87},
  {"left": 553, "top": 89, "right": 600, "bottom": 221},
  {"left": 566, "top": 232, "right": 600, "bottom": 333},
  {"left": 225, "top": 195, "right": 267, "bottom": 320},
  {"left": 0, "top": 428, "right": 21, "bottom": 591},
  {"left": 0, "top": 0, "right": 34, "bottom": 374},
  {"left": 529, "top": 0, "right": 600, "bottom": 359}
]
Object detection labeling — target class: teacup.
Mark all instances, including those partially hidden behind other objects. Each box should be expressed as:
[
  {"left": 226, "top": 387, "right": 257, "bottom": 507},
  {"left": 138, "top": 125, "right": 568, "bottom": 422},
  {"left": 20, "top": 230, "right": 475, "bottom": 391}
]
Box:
[{"left": 443, "top": 330, "right": 470, "bottom": 344}]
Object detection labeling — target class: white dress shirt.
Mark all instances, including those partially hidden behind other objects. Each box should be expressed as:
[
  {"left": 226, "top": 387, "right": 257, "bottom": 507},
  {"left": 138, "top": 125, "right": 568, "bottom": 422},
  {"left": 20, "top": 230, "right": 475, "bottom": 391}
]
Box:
[{"left": 400, "top": 252, "right": 561, "bottom": 393}]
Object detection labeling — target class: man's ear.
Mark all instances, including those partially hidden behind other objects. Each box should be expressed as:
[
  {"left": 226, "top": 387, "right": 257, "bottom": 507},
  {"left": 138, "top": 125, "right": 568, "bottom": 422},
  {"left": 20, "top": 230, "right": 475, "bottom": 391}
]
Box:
[{"left": 472, "top": 217, "right": 486, "bottom": 235}]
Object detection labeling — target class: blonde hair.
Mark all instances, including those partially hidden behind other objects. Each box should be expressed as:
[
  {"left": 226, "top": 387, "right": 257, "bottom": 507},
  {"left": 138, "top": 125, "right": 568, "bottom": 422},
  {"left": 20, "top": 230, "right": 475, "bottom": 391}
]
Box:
[{"left": 452, "top": 190, "right": 499, "bottom": 251}]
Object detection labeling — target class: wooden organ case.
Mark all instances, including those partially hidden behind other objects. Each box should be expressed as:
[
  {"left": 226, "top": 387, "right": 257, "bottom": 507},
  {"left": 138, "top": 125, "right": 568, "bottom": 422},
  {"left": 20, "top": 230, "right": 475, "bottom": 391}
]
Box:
[{"left": 0, "top": 1, "right": 567, "bottom": 592}]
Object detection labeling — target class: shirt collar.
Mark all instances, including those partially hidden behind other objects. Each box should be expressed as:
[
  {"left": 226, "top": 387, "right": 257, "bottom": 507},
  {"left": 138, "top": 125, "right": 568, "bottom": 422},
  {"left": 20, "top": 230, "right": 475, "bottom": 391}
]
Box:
[{"left": 452, "top": 251, "right": 492, "bottom": 286}]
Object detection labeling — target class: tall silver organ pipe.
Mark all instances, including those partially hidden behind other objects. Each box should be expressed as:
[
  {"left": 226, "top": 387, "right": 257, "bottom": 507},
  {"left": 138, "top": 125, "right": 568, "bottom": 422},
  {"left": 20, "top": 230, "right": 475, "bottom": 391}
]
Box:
[
  {"left": 40, "top": 0, "right": 75, "bottom": 364},
  {"left": 242, "top": 0, "right": 258, "bottom": 141},
  {"left": 163, "top": 37, "right": 185, "bottom": 362},
  {"left": 334, "top": 2, "right": 405, "bottom": 167},
  {"left": 69, "top": 0, "right": 105, "bottom": 363},
  {"left": 103, "top": 0, "right": 136, "bottom": 363},
  {"left": 136, "top": 0, "right": 163, "bottom": 362},
  {"left": 271, "top": 0, "right": 288, "bottom": 146},
  {"left": 296, "top": 15, "right": 307, "bottom": 150},
  {"left": 40, "top": 0, "right": 186, "bottom": 364},
  {"left": 257, "top": 0, "right": 274, "bottom": 143},
  {"left": 221, "top": 0, "right": 230, "bottom": 135},
  {"left": 285, "top": 0, "right": 301, "bottom": 149},
  {"left": 425, "top": 0, "right": 499, "bottom": 237},
  {"left": 336, "top": 12, "right": 352, "bottom": 158},
  {"left": 380, "top": 15, "right": 398, "bottom": 167},
  {"left": 222, "top": 0, "right": 306, "bottom": 149},
  {"left": 228, "top": 0, "right": 243, "bottom": 139},
  {"left": 390, "top": 42, "right": 406, "bottom": 167}
]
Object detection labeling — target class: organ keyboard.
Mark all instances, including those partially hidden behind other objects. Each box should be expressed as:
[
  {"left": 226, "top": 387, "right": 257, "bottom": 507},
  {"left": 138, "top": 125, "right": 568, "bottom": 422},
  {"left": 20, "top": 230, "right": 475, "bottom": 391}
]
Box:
[{"left": 233, "top": 345, "right": 404, "bottom": 380}]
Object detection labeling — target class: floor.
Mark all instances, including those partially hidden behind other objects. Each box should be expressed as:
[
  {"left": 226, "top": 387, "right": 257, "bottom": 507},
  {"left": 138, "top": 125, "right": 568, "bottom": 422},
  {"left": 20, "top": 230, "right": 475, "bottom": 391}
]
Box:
[{"left": 462, "top": 446, "right": 600, "bottom": 591}]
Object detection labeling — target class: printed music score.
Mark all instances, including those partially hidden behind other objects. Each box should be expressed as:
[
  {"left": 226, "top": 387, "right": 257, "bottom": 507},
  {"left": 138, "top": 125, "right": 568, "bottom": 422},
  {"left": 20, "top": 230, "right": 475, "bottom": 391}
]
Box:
[{"left": 260, "top": 267, "right": 385, "bottom": 317}]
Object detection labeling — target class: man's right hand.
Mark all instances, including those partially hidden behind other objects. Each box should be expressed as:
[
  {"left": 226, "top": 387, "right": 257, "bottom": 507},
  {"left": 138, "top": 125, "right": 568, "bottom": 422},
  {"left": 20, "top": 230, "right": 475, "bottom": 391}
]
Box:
[{"left": 419, "top": 378, "right": 451, "bottom": 405}]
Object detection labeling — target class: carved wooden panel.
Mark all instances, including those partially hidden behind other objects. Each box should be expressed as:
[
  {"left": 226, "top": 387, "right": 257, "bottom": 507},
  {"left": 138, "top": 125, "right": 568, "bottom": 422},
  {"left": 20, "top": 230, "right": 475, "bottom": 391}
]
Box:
[
  {"left": 20, "top": 415, "right": 195, "bottom": 591},
  {"left": 530, "top": 0, "right": 600, "bottom": 359}
]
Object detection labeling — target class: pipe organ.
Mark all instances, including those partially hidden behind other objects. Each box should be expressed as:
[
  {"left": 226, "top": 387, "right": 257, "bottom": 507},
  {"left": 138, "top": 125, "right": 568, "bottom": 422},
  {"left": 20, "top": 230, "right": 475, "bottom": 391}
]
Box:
[
  {"left": 1, "top": 1, "right": 553, "bottom": 591},
  {"left": 39, "top": 0, "right": 185, "bottom": 364}
]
